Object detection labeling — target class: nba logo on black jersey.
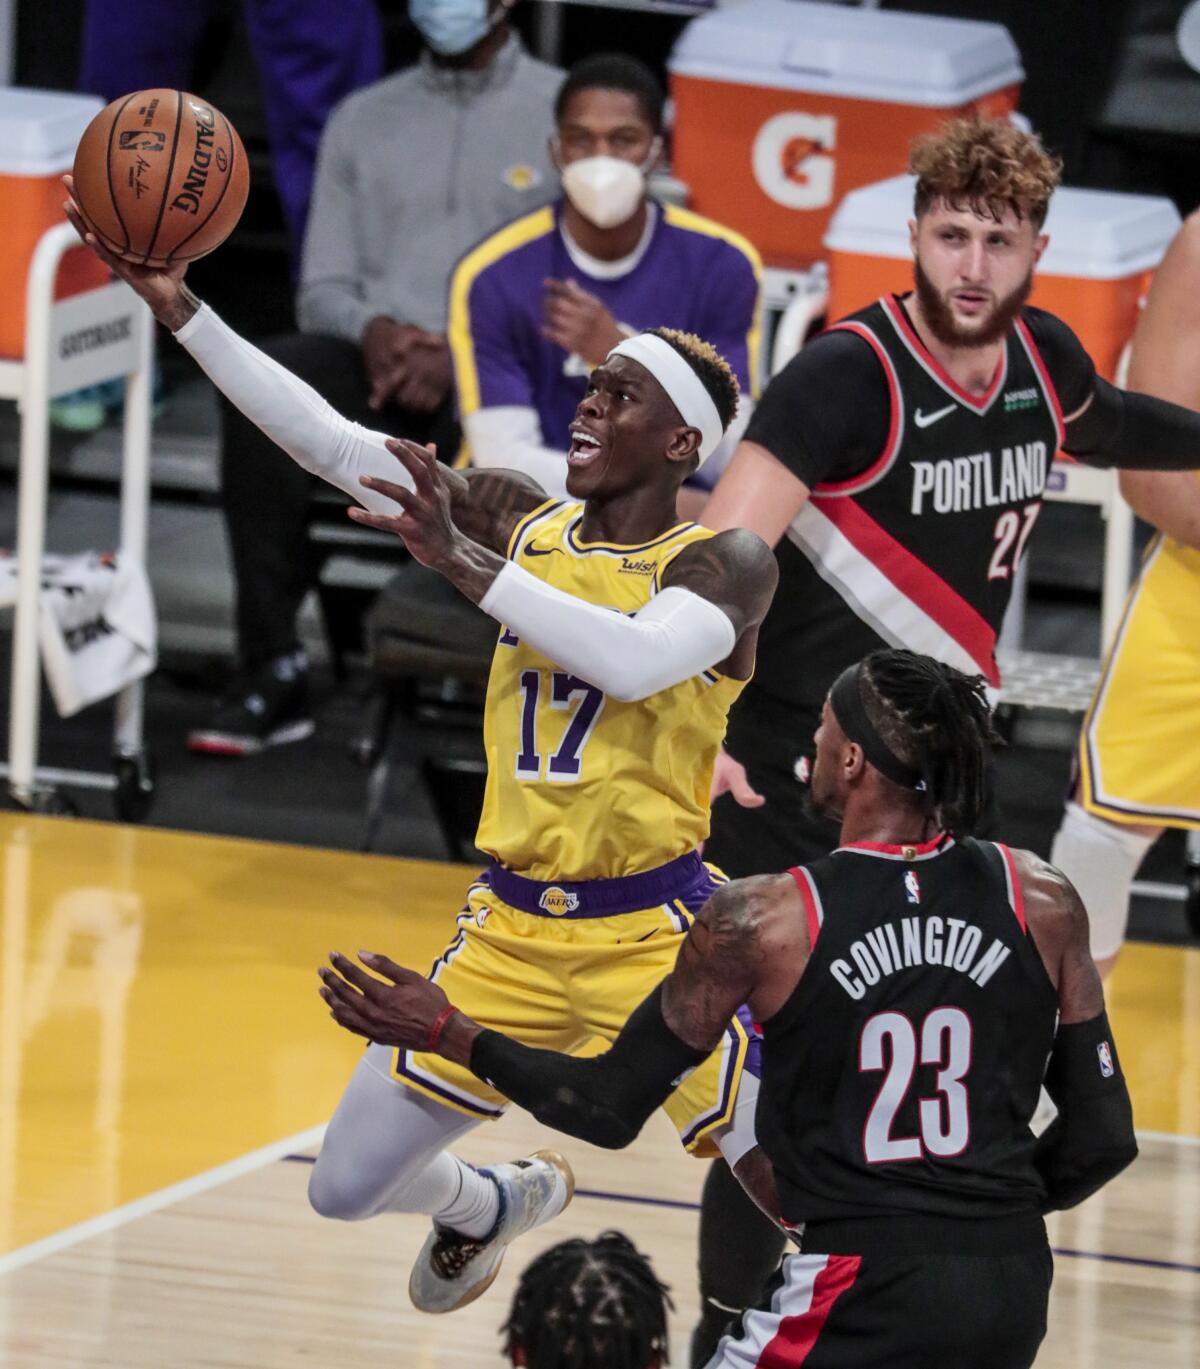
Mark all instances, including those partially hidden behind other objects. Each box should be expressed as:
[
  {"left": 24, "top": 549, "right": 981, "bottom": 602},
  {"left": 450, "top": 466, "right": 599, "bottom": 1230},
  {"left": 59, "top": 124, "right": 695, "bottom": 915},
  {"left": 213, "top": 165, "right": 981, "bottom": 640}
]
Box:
[
  {"left": 904, "top": 871, "right": 921, "bottom": 904},
  {"left": 1097, "top": 1040, "right": 1115, "bottom": 1078}
]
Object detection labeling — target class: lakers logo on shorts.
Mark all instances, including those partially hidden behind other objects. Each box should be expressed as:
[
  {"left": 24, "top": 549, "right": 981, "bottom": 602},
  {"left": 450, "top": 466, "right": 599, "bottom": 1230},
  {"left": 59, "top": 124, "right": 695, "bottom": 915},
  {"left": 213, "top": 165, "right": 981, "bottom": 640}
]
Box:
[{"left": 539, "top": 887, "right": 579, "bottom": 916}]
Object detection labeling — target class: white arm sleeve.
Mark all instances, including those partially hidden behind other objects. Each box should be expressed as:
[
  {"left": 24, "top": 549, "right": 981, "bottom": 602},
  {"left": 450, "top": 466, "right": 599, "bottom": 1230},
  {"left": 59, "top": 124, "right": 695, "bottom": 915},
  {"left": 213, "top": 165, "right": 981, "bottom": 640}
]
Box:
[
  {"left": 463, "top": 407, "right": 571, "bottom": 498},
  {"left": 479, "top": 563, "right": 736, "bottom": 702},
  {"left": 172, "top": 302, "right": 412, "bottom": 515}
]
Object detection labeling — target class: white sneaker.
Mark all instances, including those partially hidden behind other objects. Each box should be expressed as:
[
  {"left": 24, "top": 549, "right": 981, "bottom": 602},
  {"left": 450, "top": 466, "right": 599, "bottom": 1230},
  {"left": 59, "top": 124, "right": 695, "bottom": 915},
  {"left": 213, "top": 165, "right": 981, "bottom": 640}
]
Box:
[{"left": 408, "top": 1150, "right": 575, "bottom": 1314}]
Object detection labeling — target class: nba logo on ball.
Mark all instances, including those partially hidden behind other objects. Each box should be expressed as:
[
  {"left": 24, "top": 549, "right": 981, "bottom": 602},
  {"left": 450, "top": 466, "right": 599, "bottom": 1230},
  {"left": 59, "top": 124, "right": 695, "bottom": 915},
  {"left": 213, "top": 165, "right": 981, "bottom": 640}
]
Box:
[
  {"left": 1097, "top": 1041, "right": 1115, "bottom": 1078},
  {"left": 539, "top": 887, "right": 579, "bottom": 916},
  {"left": 904, "top": 871, "right": 921, "bottom": 904}
]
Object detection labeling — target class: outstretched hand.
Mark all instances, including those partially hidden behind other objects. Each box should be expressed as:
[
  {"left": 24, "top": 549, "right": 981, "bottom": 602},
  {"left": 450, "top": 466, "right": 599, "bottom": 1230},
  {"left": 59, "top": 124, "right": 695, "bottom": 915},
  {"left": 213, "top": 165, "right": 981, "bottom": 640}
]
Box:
[
  {"left": 61, "top": 174, "right": 193, "bottom": 326},
  {"left": 319, "top": 950, "right": 473, "bottom": 1059},
  {"left": 350, "top": 439, "right": 463, "bottom": 569},
  {"left": 710, "top": 747, "right": 766, "bottom": 809}
]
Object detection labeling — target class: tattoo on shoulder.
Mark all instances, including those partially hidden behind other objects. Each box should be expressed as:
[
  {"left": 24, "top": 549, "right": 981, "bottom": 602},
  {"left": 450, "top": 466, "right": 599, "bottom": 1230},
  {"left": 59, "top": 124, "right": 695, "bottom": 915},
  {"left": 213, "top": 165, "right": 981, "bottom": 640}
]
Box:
[
  {"left": 666, "top": 876, "right": 783, "bottom": 1050},
  {"left": 661, "top": 529, "right": 778, "bottom": 632}
]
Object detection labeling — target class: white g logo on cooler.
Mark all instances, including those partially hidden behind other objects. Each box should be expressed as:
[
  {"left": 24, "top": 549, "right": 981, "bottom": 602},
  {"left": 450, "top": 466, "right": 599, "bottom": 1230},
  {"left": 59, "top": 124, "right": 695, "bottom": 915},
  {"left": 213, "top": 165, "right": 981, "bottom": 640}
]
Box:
[{"left": 751, "top": 112, "right": 837, "bottom": 210}]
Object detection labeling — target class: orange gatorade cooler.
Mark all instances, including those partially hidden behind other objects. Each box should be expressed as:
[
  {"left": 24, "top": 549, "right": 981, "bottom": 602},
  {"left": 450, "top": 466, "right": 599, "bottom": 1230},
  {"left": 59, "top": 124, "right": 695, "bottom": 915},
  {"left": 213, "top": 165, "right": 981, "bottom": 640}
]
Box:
[
  {"left": 0, "top": 88, "right": 109, "bottom": 358},
  {"left": 823, "top": 175, "right": 1181, "bottom": 380},
  {"left": 669, "top": 0, "right": 1022, "bottom": 269}
]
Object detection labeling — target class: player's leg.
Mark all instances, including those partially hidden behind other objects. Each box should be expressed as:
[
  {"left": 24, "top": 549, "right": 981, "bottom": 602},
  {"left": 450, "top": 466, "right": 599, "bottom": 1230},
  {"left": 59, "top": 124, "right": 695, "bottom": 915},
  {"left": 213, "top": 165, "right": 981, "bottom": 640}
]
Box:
[
  {"left": 308, "top": 1041, "right": 491, "bottom": 1226},
  {"left": 347, "top": 884, "right": 581, "bottom": 1312},
  {"left": 1050, "top": 801, "right": 1158, "bottom": 978}
]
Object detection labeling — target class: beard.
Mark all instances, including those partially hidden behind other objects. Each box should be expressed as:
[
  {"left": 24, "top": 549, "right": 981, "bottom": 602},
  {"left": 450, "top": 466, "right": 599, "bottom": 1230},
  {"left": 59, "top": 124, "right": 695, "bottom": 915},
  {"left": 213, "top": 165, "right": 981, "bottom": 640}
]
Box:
[{"left": 913, "top": 257, "right": 1034, "bottom": 349}]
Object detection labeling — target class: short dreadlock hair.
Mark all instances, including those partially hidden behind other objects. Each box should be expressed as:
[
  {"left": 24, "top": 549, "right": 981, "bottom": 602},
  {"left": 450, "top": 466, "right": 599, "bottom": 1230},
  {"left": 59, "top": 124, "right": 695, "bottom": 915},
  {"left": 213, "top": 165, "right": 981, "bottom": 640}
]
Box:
[
  {"left": 502, "top": 1230, "right": 673, "bottom": 1369},
  {"left": 648, "top": 327, "right": 740, "bottom": 431},
  {"left": 857, "top": 649, "right": 1000, "bottom": 837},
  {"left": 910, "top": 117, "right": 1062, "bottom": 230}
]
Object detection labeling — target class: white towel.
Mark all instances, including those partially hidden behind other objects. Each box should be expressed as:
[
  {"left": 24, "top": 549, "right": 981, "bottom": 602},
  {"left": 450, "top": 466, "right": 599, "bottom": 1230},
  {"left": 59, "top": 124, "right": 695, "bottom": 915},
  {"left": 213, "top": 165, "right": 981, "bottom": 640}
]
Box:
[{"left": 0, "top": 551, "right": 157, "bottom": 717}]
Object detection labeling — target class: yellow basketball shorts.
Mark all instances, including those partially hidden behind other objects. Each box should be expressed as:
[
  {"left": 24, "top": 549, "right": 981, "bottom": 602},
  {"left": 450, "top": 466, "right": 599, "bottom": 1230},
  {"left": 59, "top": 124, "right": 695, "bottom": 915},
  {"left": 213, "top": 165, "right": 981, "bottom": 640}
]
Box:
[
  {"left": 392, "top": 852, "right": 759, "bottom": 1158},
  {"left": 1078, "top": 534, "right": 1200, "bottom": 828}
]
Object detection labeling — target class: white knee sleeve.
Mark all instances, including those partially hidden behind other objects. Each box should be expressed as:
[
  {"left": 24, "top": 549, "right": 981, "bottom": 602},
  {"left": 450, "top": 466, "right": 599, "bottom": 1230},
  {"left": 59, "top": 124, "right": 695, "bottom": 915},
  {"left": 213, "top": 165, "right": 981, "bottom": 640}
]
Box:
[
  {"left": 1050, "top": 801, "right": 1156, "bottom": 961},
  {"left": 308, "top": 1043, "right": 480, "bottom": 1221}
]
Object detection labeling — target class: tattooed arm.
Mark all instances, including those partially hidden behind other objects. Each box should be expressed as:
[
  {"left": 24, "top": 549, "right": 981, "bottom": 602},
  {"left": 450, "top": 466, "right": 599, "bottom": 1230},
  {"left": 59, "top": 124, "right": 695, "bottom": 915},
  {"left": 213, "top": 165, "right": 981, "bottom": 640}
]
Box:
[
  {"left": 349, "top": 446, "right": 779, "bottom": 698},
  {"left": 319, "top": 875, "right": 808, "bottom": 1150},
  {"left": 660, "top": 529, "right": 778, "bottom": 679}
]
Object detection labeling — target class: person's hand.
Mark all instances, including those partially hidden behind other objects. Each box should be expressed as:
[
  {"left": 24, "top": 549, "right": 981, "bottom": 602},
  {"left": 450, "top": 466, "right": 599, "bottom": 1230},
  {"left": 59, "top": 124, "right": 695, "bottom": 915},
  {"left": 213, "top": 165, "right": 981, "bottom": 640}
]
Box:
[
  {"left": 392, "top": 332, "right": 452, "bottom": 414},
  {"left": 319, "top": 950, "right": 470, "bottom": 1057},
  {"left": 349, "top": 438, "right": 461, "bottom": 568},
  {"left": 542, "top": 277, "right": 624, "bottom": 364},
  {"left": 362, "top": 316, "right": 422, "bottom": 410},
  {"left": 61, "top": 174, "right": 194, "bottom": 329},
  {"left": 710, "top": 746, "right": 765, "bottom": 808}
]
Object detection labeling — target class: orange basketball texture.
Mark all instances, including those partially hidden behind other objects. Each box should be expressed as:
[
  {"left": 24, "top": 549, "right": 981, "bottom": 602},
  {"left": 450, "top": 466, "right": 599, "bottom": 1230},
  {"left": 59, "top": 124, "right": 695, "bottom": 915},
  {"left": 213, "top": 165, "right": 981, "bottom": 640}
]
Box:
[{"left": 72, "top": 89, "right": 249, "bottom": 267}]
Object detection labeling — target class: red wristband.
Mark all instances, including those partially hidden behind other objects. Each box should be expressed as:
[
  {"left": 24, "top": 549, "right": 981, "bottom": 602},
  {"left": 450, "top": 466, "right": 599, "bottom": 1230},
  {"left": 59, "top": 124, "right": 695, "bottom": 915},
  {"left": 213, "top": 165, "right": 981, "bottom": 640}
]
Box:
[{"left": 426, "top": 1005, "right": 459, "bottom": 1053}]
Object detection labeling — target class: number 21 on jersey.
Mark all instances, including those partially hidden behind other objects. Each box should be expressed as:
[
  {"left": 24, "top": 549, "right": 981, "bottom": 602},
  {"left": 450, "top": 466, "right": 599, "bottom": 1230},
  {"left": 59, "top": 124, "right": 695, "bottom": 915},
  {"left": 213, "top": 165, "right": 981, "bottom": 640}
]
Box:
[{"left": 515, "top": 669, "right": 605, "bottom": 782}]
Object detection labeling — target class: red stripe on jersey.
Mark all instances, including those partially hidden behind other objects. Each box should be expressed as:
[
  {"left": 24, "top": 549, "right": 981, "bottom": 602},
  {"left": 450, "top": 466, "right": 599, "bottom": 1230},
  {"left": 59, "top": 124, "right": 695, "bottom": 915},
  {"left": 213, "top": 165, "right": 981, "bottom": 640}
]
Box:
[
  {"left": 995, "top": 842, "right": 1028, "bottom": 933},
  {"left": 756, "top": 1255, "right": 861, "bottom": 1367},
  {"left": 882, "top": 296, "right": 1006, "bottom": 411},
  {"left": 789, "top": 866, "right": 822, "bottom": 946},
  {"left": 811, "top": 494, "right": 1001, "bottom": 685},
  {"left": 841, "top": 835, "right": 949, "bottom": 856},
  {"left": 1014, "top": 317, "right": 1067, "bottom": 448},
  {"left": 813, "top": 322, "right": 902, "bottom": 495}
]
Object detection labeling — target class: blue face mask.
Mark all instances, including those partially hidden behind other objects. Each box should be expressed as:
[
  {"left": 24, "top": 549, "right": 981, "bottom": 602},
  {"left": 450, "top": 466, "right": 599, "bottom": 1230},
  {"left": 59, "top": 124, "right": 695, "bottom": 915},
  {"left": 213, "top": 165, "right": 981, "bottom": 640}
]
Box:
[{"left": 410, "top": 0, "right": 496, "bottom": 57}]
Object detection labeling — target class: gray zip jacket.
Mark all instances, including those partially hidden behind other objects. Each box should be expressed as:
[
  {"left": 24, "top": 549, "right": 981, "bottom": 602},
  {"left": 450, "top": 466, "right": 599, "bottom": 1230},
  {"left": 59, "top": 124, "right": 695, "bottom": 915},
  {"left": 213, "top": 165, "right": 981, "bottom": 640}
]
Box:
[{"left": 298, "top": 35, "right": 562, "bottom": 341}]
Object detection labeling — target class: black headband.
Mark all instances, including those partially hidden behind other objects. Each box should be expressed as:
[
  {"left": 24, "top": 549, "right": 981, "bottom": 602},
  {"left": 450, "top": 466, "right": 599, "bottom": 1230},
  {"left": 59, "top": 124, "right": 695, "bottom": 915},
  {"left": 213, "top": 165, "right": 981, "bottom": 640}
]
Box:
[{"left": 829, "top": 663, "right": 926, "bottom": 792}]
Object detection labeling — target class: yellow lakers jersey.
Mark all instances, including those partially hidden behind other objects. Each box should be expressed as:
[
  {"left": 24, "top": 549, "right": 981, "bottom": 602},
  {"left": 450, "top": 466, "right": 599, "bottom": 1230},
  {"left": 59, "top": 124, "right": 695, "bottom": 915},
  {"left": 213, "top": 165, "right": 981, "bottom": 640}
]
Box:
[{"left": 475, "top": 500, "right": 748, "bottom": 881}]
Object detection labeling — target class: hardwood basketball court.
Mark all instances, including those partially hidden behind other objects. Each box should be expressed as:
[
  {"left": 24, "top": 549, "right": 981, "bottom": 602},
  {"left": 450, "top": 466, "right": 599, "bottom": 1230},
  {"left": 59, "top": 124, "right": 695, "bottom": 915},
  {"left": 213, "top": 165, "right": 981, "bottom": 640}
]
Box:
[{"left": 1, "top": 813, "right": 1197, "bottom": 1366}]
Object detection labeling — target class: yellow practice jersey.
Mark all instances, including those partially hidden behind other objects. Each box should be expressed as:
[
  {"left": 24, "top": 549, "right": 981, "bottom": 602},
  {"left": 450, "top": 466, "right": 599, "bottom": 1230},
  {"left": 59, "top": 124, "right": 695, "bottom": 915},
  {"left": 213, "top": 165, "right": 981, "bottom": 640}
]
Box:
[{"left": 475, "top": 500, "right": 748, "bottom": 881}]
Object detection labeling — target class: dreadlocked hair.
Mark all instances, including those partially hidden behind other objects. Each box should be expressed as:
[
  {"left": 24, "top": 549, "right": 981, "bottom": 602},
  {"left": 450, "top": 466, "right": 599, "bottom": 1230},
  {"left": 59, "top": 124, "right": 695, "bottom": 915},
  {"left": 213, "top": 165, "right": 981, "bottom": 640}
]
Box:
[
  {"left": 857, "top": 649, "right": 999, "bottom": 837},
  {"left": 502, "top": 1230, "right": 673, "bottom": 1369},
  {"left": 649, "top": 327, "right": 740, "bottom": 430}
]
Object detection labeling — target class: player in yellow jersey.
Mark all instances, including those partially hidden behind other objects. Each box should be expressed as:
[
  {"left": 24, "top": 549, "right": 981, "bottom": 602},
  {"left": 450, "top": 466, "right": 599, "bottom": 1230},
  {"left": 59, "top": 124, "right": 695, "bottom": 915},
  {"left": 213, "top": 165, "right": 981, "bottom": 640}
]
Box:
[
  {"left": 323, "top": 328, "right": 777, "bottom": 1312},
  {"left": 1050, "top": 210, "right": 1200, "bottom": 977},
  {"left": 65, "top": 191, "right": 776, "bottom": 1322}
]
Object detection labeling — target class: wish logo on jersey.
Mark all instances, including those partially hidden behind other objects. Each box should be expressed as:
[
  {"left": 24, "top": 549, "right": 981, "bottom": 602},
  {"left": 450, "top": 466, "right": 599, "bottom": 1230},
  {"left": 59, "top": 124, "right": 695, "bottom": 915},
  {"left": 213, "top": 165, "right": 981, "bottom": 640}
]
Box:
[{"left": 910, "top": 441, "right": 1049, "bottom": 515}]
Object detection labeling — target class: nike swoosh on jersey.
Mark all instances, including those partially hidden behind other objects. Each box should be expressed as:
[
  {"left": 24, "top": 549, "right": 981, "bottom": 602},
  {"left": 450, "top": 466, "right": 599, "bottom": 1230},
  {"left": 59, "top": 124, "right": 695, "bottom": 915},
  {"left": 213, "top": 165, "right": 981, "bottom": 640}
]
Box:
[
  {"left": 525, "top": 542, "right": 560, "bottom": 557},
  {"left": 913, "top": 403, "right": 958, "bottom": 429}
]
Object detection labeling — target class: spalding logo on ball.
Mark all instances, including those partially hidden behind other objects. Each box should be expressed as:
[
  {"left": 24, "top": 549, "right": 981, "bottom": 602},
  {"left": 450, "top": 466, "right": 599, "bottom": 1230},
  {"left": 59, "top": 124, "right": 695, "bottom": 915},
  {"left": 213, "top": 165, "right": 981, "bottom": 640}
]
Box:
[{"left": 72, "top": 88, "right": 249, "bottom": 267}]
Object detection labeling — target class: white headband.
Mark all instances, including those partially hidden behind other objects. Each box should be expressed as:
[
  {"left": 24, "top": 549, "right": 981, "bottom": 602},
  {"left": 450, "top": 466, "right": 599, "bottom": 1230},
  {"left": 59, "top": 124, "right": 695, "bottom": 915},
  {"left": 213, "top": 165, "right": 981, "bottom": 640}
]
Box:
[{"left": 606, "top": 333, "right": 724, "bottom": 463}]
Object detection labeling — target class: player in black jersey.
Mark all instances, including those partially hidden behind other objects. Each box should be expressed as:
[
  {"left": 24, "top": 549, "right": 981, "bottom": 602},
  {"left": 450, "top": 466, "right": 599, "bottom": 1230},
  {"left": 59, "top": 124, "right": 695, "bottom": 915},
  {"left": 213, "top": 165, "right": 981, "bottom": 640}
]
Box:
[
  {"left": 320, "top": 647, "right": 1137, "bottom": 1369},
  {"left": 691, "top": 119, "right": 1200, "bottom": 1351},
  {"left": 703, "top": 117, "right": 1200, "bottom": 879}
]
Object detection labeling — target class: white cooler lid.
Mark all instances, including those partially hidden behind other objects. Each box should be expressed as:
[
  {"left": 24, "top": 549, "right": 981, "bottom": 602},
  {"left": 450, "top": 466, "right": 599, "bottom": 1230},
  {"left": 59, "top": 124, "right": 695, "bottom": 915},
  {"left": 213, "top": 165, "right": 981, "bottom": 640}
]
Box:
[
  {"left": 824, "top": 175, "right": 1183, "bottom": 279},
  {"left": 669, "top": 0, "right": 1023, "bottom": 106},
  {"left": 0, "top": 88, "right": 106, "bottom": 177}
]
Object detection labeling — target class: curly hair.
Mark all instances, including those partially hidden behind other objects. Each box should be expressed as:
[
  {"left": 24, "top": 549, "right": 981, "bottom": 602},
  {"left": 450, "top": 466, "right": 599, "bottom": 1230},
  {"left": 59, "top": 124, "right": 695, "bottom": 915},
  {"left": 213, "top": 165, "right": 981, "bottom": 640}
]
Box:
[
  {"left": 502, "top": 1230, "right": 673, "bottom": 1369},
  {"left": 910, "top": 117, "right": 1062, "bottom": 230},
  {"left": 648, "top": 327, "right": 740, "bottom": 431}
]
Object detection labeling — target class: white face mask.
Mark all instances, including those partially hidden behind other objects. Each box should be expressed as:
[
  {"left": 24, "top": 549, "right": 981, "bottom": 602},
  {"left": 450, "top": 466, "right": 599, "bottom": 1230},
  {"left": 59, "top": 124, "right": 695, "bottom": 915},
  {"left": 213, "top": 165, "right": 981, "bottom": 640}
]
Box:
[{"left": 559, "top": 145, "right": 659, "bottom": 229}]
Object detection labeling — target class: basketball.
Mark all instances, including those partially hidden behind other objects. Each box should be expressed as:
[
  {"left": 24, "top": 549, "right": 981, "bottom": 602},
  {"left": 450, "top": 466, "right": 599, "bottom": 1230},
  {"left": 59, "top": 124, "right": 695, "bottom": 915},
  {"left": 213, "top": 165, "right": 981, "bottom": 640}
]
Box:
[{"left": 71, "top": 88, "right": 249, "bottom": 268}]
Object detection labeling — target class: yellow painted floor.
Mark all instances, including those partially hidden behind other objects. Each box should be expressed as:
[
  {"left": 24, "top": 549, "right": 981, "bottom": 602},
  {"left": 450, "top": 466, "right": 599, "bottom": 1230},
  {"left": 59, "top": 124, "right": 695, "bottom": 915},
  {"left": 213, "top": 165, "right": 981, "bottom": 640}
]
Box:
[
  {"left": 1, "top": 809, "right": 1199, "bottom": 1258},
  {"left": 0, "top": 813, "right": 471, "bottom": 1256}
]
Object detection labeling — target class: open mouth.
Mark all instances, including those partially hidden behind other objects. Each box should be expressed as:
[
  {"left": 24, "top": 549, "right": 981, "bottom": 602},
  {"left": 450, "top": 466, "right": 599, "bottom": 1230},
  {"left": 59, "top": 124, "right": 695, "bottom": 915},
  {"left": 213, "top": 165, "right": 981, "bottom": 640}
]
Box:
[{"left": 568, "top": 426, "right": 604, "bottom": 466}]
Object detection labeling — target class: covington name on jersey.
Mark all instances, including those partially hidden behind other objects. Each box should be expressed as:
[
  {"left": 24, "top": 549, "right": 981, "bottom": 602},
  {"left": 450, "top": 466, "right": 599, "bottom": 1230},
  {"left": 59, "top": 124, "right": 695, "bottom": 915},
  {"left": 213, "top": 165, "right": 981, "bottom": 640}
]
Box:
[
  {"left": 910, "top": 441, "right": 1049, "bottom": 515},
  {"left": 830, "top": 914, "right": 1013, "bottom": 999}
]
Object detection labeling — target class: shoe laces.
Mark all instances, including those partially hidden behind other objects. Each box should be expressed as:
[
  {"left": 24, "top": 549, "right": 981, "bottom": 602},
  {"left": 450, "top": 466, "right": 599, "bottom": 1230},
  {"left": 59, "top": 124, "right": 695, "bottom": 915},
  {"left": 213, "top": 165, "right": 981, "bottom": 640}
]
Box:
[{"left": 429, "top": 1227, "right": 485, "bottom": 1281}]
